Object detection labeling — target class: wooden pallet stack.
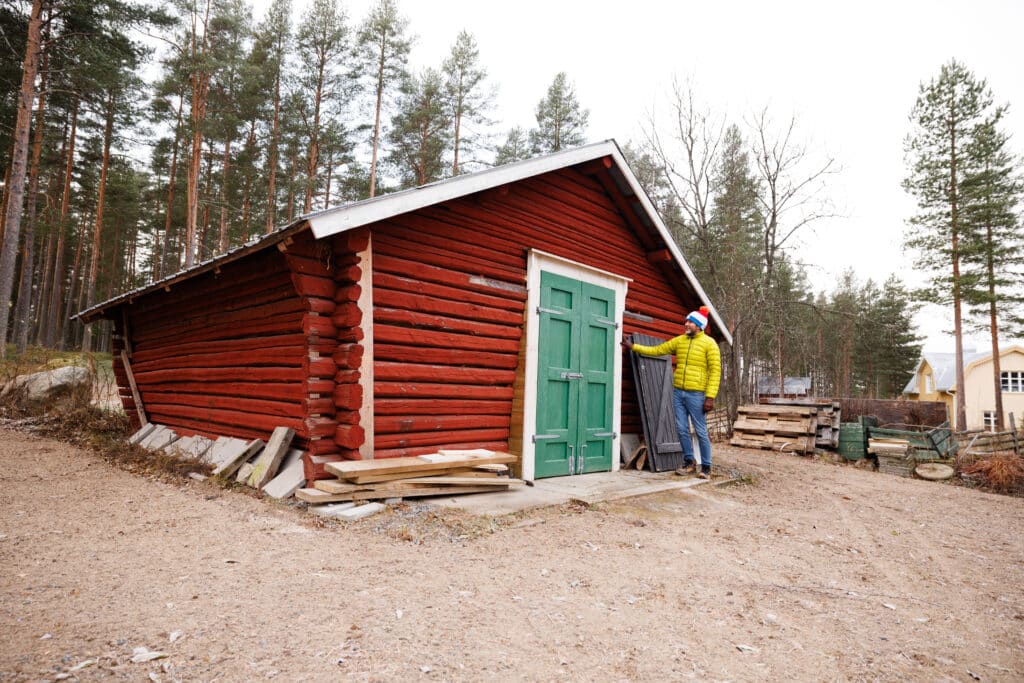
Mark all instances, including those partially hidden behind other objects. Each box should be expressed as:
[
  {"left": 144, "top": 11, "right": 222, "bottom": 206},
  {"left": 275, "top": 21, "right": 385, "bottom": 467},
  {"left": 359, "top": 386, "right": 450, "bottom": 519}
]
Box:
[
  {"left": 867, "top": 437, "right": 914, "bottom": 477},
  {"left": 296, "top": 449, "right": 522, "bottom": 504},
  {"left": 765, "top": 398, "right": 841, "bottom": 448},
  {"left": 730, "top": 404, "right": 817, "bottom": 454}
]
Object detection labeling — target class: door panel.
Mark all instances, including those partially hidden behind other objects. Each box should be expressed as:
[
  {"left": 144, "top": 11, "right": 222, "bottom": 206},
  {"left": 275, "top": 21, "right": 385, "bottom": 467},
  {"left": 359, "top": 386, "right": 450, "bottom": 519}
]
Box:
[{"left": 535, "top": 271, "right": 615, "bottom": 478}]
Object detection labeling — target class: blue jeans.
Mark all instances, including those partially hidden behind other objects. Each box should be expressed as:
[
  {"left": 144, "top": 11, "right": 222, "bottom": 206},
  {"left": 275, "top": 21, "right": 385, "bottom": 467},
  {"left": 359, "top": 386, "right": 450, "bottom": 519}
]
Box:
[{"left": 672, "top": 389, "right": 711, "bottom": 469}]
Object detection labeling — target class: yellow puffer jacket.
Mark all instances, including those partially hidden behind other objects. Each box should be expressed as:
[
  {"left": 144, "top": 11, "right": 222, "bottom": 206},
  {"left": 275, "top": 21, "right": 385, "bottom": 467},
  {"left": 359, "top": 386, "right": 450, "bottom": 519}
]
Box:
[{"left": 632, "top": 332, "right": 721, "bottom": 398}]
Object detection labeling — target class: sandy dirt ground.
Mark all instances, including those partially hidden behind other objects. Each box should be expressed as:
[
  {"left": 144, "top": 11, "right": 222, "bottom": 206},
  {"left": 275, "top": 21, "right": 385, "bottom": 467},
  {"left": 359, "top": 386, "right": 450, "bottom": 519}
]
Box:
[{"left": 1, "top": 428, "right": 1022, "bottom": 682}]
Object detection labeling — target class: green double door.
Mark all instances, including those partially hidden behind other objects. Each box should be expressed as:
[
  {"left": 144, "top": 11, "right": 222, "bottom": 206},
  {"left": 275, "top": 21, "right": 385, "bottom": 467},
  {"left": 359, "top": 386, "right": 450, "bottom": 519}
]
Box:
[{"left": 535, "top": 271, "right": 616, "bottom": 479}]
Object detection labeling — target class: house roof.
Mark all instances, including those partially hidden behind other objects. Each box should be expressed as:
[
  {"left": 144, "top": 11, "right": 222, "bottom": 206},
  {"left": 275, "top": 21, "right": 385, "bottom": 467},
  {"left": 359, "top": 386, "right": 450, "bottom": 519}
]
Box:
[
  {"left": 902, "top": 349, "right": 991, "bottom": 395},
  {"left": 757, "top": 376, "right": 812, "bottom": 395},
  {"left": 77, "top": 140, "right": 731, "bottom": 344}
]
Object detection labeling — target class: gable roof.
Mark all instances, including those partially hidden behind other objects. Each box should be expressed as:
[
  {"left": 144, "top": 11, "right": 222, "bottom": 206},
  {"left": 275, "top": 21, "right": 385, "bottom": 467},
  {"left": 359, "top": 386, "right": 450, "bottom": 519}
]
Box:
[
  {"left": 757, "top": 376, "right": 812, "bottom": 395},
  {"left": 78, "top": 140, "right": 730, "bottom": 344},
  {"left": 902, "top": 349, "right": 993, "bottom": 394}
]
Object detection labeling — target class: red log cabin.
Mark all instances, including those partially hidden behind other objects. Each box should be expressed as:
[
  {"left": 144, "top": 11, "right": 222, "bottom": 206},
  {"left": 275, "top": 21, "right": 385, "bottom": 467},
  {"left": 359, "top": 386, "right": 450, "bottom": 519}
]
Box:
[{"left": 78, "top": 141, "right": 731, "bottom": 482}]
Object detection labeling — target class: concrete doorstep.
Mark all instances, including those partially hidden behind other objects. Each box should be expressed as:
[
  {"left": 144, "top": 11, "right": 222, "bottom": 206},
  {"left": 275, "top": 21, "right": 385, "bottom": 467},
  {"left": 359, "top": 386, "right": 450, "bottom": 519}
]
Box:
[{"left": 427, "top": 469, "right": 711, "bottom": 515}]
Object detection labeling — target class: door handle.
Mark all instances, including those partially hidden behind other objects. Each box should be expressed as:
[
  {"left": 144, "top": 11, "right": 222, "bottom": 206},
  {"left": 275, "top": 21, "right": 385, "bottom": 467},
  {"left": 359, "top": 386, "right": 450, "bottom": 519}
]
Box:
[
  {"left": 578, "top": 444, "right": 586, "bottom": 474},
  {"left": 560, "top": 371, "right": 583, "bottom": 380},
  {"left": 568, "top": 444, "right": 574, "bottom": 476}
]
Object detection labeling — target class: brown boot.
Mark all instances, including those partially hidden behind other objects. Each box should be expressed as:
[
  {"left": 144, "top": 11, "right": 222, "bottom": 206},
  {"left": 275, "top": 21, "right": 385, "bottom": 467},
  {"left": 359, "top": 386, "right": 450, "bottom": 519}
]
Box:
[{"left": 675, "top": 462, "right": 697, "bottom": 476}]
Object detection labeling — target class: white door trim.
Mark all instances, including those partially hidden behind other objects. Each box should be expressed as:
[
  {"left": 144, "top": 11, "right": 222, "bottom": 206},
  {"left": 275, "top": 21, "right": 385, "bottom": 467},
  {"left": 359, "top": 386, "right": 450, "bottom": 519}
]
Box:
[{"left": 521, "top": 250, "right": 630, "bottom": 481}]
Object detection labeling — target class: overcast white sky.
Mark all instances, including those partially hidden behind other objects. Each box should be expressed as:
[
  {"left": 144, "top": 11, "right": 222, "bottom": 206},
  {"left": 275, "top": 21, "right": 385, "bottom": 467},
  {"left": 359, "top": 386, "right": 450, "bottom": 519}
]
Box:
[{"left": 276, "top": 0, "right": 1024, "bottom": 351}]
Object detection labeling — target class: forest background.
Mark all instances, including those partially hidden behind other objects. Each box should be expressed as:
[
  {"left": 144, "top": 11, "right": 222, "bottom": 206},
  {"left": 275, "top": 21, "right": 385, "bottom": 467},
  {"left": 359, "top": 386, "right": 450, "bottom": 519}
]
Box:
[{"left": 0, "top": 0, "right": 1021, "bottom": 418}]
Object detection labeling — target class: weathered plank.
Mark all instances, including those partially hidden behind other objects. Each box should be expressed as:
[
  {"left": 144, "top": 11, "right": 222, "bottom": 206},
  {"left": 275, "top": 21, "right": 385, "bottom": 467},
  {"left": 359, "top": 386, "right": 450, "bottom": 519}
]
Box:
[
  {"left": 246, "top": 427, "right": 296, "bottom": 489},
  {"left": 211, "top": 438, "right": 264, "bottom": 479},
  {"left": 325, "top": 451, "right": 516, "bottom": 481},
  {"left": 128, "top": 423, "right": 157, "bottom": 446},
  {"left": 262, "top": 448, "right": 306, "bottom": 499}
]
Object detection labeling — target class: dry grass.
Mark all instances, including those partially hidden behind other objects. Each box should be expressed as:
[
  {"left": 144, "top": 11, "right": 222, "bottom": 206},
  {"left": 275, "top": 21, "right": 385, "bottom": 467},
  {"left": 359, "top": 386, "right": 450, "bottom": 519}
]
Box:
[{"left": 957, "top": 452, "right": 1024, "bottom": 495}]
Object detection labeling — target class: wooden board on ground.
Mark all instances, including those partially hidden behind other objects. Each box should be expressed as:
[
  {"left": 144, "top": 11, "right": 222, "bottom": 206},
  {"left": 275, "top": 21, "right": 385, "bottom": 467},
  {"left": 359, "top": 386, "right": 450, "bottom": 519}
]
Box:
[
  {"left": 325, "top": 451, "right": 516, "bottom": 481},
  {"left": 246, "top": 427, "right": 295, "bottom": 489},
  {"left": 128, "top": 423, "right": 156, "bottom": 446},
  {"left": 298, "top": 483, "right": 511, "bottom": 503},
  {"left": 140, "top": 426, "right": 178, "bottom": 451},
  {"left": 164, "top": 435, "right": 213, "bottom": 460},
  {"left": 730, "top": 431, "right": 816, "bottom": 453},
  {"left": 620, "top": 433, "right": 641, "bottom": 465},
  {"left": 212, "top": 438, "right": 263, "bottom": 479},
  {"left": 262, "top": 448, "right": 306, "bottom": 499}
]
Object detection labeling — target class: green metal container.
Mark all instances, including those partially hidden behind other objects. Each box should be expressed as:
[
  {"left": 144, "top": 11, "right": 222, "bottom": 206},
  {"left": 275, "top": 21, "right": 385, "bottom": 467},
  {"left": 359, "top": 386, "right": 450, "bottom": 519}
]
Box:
[{"left": 837, "top": 422, "right": 867, "bottom": 460}]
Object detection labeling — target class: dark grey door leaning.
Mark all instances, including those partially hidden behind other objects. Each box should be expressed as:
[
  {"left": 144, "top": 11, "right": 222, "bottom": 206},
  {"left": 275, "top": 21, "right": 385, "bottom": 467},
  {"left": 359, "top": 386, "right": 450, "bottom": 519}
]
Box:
[{"left": 628, "top": 333, "right": 685, "bottom": 472}]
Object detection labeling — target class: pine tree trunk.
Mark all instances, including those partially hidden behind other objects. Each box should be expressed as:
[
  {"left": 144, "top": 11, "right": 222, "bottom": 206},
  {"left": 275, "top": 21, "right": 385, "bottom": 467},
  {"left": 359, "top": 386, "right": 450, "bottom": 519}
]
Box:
[
  {"left": 287, "top": 155, "right": 296, "bottom": 222},
  {"left": 368, "top": 45, "right": 386, "bottom": 198},
  {"left": 0, "top": 0, "right": 44, "bottom": 357},
  {"left": 81, "top": 91, "right": 115, "bottom": 353},
  {"left": 45, "top": 96, "right": 78, "bottom": 347},
  {"left": 60, "top": 210, "right": 88, "bottom": 349},
  {"left": 986, "top": 222, "right": 1004, "bottom": 431},
  {"left": 217, "top": 134, "right": 232, "bottom": 253},
  {"left": 13, "top": 39, "right": 50, "bottom": 353},
  {"left": 241, "top": 120, "right": 256, "bottom": 241},
  {"left": 265, "top": 67, "right": 281, "bottom": 234},
  {"left": 304, "top": 61, "right": 325, "bottom": 213},
  {"left": 157, "top": 94, "right": 184, "bottom": 279}
]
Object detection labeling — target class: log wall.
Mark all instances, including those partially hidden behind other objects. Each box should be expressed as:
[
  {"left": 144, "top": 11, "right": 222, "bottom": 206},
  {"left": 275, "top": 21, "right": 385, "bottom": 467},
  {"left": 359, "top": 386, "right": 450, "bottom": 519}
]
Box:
[
  {"left": 112, "top": 230, "right": 356, "bottom": 481},
  {"left": 368, "top": 165, "right": 696, "bottom": 456}
]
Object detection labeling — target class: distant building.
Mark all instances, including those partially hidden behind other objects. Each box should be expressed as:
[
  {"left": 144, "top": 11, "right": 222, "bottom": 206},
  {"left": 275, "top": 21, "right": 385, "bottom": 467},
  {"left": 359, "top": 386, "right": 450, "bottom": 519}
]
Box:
[
  {"left": 757, "top": 376, "right": 812, "bottom": 400},
  {"left": 902, "top": 346, "right": 1024, "bottom": 431}
]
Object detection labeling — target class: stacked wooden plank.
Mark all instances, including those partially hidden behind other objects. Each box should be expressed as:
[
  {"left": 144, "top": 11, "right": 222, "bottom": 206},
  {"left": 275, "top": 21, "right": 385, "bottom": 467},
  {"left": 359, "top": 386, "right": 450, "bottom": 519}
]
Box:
[
  {"left": 296, "top": 449, "right": 522, "bottom": 504},
  {"left": 730, "top": 405, "right": 817, "bottom": 454},
  {"left": 868, "top": 437, "right": 914, "bottom": 477},
  {"left": 765, "top": 398, "right": 841, "bottom": 448},
  {"left": 960, "top": 429, "right": 1019, "bottom": 456}
]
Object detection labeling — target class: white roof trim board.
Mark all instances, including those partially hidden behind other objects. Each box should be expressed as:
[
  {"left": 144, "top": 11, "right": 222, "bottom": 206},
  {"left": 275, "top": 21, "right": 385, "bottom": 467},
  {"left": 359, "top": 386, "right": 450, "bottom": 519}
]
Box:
[
  {"left": 303, "top": 139, "right": 730, "bottom": 343},
  {"left": 79, "top": 139, "right": 730, "bottom": 344}
]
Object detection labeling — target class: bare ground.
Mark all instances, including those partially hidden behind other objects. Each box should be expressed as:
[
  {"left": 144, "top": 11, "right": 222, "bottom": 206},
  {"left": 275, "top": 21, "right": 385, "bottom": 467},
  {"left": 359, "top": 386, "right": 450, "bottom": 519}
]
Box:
[{"left": 1, "top": 428, "right": 1022, "bottom": 682}]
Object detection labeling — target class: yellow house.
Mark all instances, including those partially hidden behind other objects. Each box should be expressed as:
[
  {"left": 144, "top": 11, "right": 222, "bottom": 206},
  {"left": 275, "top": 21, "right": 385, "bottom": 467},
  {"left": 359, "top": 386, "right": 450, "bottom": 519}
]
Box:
[{"left": 902, "top": 346, "right": 1024, "bottom": 430}]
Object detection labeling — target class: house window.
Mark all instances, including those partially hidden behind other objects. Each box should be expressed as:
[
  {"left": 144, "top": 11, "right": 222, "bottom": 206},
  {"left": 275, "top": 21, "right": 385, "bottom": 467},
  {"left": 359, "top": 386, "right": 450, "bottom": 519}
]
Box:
[
  {"left": 1001, "top": 371, "right": 1024, "bottom": 392},
  {"left": 925, "top": 374, "right": 934, "bottom": 393},
  {"left": 983, "top": 411, "right": 997, "bottom": 432}
]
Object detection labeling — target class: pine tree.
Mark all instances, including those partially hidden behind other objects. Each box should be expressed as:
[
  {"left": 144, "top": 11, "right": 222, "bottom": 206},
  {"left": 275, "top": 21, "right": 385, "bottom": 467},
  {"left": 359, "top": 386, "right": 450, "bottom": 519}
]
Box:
[
  {"left": 441, "top": 30, "right": 492, "bottom": 175},
  {"left": 529, "top": 72, "right": 588, "bottom": 154},
  {"left": 386, "top": 68, "right": 450, "bottom": 188},
  {"left": 493, "top": 126, "right": 529, "bottom": 166},
  {"left": 296, "top": 0, "right": 350, "bottom": 212},
  {"left": 960, "top": 114, "right": 1024, "bottom": 429},
  {"left": 353, "top": 0, "right": 411, "bottom": 197},
  {"left": 903, "top": 60, "right": 997, "bottom": 430}
]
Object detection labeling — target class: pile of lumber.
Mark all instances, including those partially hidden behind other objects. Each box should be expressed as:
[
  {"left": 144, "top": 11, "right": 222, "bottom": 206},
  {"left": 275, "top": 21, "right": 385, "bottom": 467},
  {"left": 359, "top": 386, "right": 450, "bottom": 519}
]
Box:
[
  {"left": 730, "top": 404, "right": 817, "bottom": 454},
  {"left": 128, "top": 422, "right": 306, "bottom": 499},
  {"left": 868, "top": 437, "right": 914, "bottom": 477},
  {"left": 296, "top": 449, "right": 522, "bottom": 504},
  {"left": 765, "top": 398, "right": 841, "bottom": 448}
]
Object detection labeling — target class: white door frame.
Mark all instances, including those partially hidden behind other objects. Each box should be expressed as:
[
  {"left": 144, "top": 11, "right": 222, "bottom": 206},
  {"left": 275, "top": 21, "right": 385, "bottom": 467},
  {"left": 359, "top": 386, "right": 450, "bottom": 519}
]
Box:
[{"left": 520, "top": 250, "right": 630, "bottom": 481}]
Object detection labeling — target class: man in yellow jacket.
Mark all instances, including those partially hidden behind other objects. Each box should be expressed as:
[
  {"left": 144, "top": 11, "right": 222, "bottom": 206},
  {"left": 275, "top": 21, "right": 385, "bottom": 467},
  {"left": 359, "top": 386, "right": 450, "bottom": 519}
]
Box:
[{"left": 623, "top": 306, "right": 721, "bottom": 478}]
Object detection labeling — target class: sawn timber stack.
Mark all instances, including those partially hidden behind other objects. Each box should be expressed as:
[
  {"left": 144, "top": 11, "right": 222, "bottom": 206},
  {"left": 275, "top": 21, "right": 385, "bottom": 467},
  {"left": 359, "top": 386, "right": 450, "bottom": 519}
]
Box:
[
  {"left": 731, "top": 405, "right": 817, "bottom": 454},
  {"left": 295, "top": 449, "right": 523, "bottom": 503}
]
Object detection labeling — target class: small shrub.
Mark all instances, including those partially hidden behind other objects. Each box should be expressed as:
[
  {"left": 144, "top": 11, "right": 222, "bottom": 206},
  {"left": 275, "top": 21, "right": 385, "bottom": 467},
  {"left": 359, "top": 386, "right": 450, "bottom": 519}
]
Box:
[{"left": 957, "top": 452, "right": 1024, "bottom": 495}]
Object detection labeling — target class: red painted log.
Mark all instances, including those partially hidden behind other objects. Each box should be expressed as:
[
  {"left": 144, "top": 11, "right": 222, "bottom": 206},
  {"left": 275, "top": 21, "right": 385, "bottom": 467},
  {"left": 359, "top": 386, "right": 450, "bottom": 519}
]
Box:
[
  {"left": 304, "top": 297, "right": 336, "bottom": 315},
  {"left": 306, "top": 417, "right": 338, "bottom": 439},
  {"left": 374, "top": 288, "right": 523, "bottom": 327},
  {"left": 374, "top": 428, "right": 508, "bottom": 450},
  {"left": 332, "top": 383, "right": 363, "bottom": 410},
  {"left": 374, "top": 325, "right": 519, "bottom": 353},
  {"left": 374, "top": 253, "right": 526, "bottom": 300},
  {"left": 334, "top": 424, "right": 366, "bottom": 449},
  {"left": 284, "top": 253, "right": 334, "bottom": 278},
  {"left": 336, "top": 327, "right": 365, "bottom": 343},
  {"left": 334, "top": 283, "right": 361, "bottom": 303},
  {"left": 334, "top": 409, "right": 361, "bottom": 425},
  {"left": 373, "top": 233, "right": 522, "bottom": 283},
  {"left": 131, "top": 334, "right": 310, "bottom": 364},
  {"left": 374, "top": 309, "right": 520, "bottom": 340},
  {"left": 305, "top": 356, "right": 337, "bottom": 379},
  {"left": 374, "top": 381, "right": 514, "bottom": 400},
  {"left": 331, "top": 227, "right": 369, "bottom": 254},
  {"left": 134, "top": 366, "right": 305, "bottom": 384},
  {"left": 330, "top": 302, "right": 361, "bottom": 328},
  {"left": 332, "top": 343, "right": 364, "bottom": 368},
  {"left": 374, "top": 398, "right": 510, "bottom": 415},
  {"left": 375, "top": 361, "right": 516, "bottom": 385},
  {"left": 136, "top": 381, "right": 311, "bottom": 401},
  {"left": 306, "top": 439, "right": 343, "bottom": 455},
  {"left": 303, "top": 314, "right": 338, "bottom": 339},
  {"left": 291, "top": 273, "right": 336, "bottom": 299},
  {"left": 333, "top": 264, "right": 362, "bottom": 284},
  {"left": 304, "top": 453, "right": 346, "bottom": 481},
  {"left": 374, "top": 344, "right": 519, "bottom": 370},
  {"left": 374, "top": 271, "right": 524, "bottom": 312},
  {"left": 334, "top": 369, "right": 360, "bottom": 384},
  {"left": 142, "top": 391, "right": 306, "bottom": 419},
  {"left": 132, "top": 347, "right": 306, "bottom": 373},
  {"left": 375, "top": 414, "right": 511, "bottom": 434}
]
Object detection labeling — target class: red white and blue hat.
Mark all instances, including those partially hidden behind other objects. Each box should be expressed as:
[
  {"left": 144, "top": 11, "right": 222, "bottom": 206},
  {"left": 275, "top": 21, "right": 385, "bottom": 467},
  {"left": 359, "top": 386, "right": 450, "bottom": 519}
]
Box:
[{"left": 686, "top": 306, "right": 709, "bottom": 330}]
